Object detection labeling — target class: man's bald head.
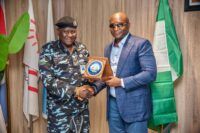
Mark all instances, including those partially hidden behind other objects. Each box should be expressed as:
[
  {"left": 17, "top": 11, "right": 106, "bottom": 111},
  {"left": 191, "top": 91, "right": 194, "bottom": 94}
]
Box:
[{"left": 109, "top": 12, "right": 129, "bottom": 24}]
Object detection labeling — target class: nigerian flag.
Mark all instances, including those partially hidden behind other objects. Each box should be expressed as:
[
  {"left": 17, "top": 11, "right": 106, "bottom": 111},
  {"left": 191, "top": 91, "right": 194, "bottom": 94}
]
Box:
[{"left": 148, "top": 0, "right": 183, "bottom": 131}]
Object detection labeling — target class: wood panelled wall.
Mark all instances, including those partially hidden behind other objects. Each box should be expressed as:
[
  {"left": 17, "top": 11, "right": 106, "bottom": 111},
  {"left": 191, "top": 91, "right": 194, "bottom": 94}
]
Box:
[{"left": 4, "top": 0, "right": 200, "bottom": 133}]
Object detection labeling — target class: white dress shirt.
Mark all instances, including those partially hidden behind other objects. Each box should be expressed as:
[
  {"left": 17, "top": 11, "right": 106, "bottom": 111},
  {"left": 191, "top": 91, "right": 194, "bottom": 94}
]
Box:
[{"left": 110, "top": 33, "right": 129, "bottom": 97}]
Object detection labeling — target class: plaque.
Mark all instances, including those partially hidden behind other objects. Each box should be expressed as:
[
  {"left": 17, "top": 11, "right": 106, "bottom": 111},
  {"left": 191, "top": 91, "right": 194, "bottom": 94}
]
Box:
[{"left": 82, "top": 56, "right": 113, "bottom": 81}]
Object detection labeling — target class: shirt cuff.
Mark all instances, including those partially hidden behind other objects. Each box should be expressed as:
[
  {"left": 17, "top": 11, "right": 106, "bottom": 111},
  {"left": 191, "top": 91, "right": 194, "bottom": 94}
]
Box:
[{"left": 121, "top": 79, "right": 125, "bottom": 88}]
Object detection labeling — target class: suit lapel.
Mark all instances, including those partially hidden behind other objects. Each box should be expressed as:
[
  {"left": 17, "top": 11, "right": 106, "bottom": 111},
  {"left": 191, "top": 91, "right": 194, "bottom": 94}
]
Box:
[{"left": 116, "top": 34, "right": 133, "bottom": 76}]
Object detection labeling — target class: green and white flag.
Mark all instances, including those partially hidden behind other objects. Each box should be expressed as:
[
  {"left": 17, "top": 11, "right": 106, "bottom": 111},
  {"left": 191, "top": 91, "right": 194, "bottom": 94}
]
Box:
[{"left": 148, "top": 0, "right": 183, "bottom": 131}]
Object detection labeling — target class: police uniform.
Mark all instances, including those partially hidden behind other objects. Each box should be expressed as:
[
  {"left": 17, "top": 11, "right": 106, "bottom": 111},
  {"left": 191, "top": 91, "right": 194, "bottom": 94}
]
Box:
[{"left": 39, "top": 16, "right": 90, "bottom": 133}]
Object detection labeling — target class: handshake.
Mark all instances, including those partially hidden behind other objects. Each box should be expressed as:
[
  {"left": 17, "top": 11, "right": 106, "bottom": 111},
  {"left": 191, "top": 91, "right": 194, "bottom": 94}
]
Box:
[
  {"left": 74, "top": 76, "right": 121, "bottom": 101},
  {"left": 74, "top": 85, "right": 95, "bottom": 101}
]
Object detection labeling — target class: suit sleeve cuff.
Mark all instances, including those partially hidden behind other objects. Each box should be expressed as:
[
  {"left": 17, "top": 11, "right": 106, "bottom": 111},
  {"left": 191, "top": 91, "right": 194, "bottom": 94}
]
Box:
[{"left": 91, "top": 85, "right": 97, "bottom": 93}]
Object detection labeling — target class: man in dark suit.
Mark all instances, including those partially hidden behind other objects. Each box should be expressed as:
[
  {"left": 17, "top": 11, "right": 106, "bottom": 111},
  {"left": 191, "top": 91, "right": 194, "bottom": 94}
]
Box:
[{"left": 92, "top": 12, "right": 157, "bottom": 133}]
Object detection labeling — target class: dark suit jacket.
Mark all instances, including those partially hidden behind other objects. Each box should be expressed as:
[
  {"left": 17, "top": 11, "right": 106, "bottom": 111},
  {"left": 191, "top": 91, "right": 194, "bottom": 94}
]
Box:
[{"left": 93, "top": 34, "right": 157, "bottom": 123}]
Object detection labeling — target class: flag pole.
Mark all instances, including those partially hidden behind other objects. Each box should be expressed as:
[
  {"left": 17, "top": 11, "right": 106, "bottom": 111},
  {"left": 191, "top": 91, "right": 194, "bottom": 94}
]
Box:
[
  {"left": 6, "top": 61, "right": 10, "bottom": 133},
  {"left": 160, "top": 124, "right": 163, "bottom": 133},
  {"left": 29, "top": 115, "right": 33, "bottom": 133}
]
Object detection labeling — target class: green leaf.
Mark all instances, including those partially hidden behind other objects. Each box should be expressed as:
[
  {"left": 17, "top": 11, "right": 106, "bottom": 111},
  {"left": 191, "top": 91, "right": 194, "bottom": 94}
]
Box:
[
  {"left": 8, "top": 12, "right": 30, "bottom": 54},
  {"left": 0, "top": 35, "right": 8, "bottom": 71}
]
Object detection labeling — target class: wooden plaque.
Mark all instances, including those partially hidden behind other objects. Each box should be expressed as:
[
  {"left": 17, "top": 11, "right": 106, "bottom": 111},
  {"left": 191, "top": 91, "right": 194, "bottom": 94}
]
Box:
[{"left": 82, "top": 56, "right": 113, "bottom": 81}]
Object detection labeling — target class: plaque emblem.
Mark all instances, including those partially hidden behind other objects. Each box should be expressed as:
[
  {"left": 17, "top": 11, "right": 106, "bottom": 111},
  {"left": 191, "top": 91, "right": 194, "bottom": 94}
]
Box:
[{"left": 87, "top": 61, "right": 102, "bottom": 76}]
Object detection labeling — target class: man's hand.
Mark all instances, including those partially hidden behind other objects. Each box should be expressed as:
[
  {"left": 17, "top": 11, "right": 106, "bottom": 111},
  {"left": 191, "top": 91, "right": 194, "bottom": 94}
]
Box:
[
  {"left": 104, "top": 76, "right": 121, "bottom": 87},
  {"left": 86, "top": 86, "right": 95, "bottom": 97},
  {"left": 75, "top": 85, "right": 94, "bottom": 101}
]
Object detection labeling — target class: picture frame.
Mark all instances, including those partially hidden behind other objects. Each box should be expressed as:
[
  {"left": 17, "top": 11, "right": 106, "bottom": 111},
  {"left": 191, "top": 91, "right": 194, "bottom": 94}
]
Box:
[{"left": 184, "top": 0, "right": 200, "bottom": 11}]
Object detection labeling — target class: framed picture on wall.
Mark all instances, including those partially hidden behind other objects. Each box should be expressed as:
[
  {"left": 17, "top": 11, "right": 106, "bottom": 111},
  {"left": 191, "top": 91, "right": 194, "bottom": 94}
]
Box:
[{"left": 185, "top": 0, "right": 200, "bottom": 11}]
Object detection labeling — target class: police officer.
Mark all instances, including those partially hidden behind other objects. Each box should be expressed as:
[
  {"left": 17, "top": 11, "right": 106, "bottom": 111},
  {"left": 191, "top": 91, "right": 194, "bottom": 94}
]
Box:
[{"left": 39, "top": 16, "right": 93, "bottom": 133}]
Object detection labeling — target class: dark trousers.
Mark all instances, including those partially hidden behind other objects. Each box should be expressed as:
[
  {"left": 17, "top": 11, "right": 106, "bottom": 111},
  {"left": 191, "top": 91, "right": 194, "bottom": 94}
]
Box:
[{"left": 108, "top": 96, "right": 148, "bottom": 133}]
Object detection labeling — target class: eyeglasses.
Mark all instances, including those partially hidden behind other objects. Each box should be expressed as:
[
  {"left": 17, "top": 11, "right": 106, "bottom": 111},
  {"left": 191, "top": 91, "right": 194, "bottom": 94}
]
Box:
[{"left": 109, "top": 23, "right": 128, "bottom": 29}]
